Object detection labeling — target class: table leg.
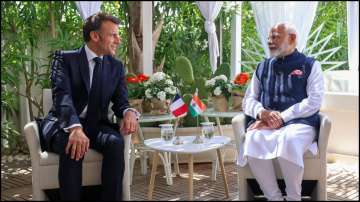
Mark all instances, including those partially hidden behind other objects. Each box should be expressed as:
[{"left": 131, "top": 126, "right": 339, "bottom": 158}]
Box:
[
  {"left": 148, "top": 151, "right": 159, "bottom": 200},
  {"left": 188, "top": 154, "right": 193, "bottom": 201},
  {"left": 216, "top": 149, "right": 229, "bottom": 198},
  {"left": 211, "top": 117, "right": 223, "bottom": 181}
]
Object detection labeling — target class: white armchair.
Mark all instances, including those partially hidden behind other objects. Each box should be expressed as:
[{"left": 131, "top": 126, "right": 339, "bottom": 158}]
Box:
[
  {"left": 23, "top": 90, "right": 131, "bottom": 200},
  {"left": 232, "top": 113, "right": 331, "bottom": 200}
]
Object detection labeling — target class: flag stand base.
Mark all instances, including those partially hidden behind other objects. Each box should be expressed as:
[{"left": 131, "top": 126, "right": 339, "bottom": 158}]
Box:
[
  {"left": 173, "top": 136, "right": 184, "bottom": 145},
  {"left": 192, "top": 135, "right": 204, "bottom": 144}
]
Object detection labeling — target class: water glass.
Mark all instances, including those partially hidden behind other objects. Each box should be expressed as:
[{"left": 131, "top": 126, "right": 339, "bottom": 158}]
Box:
[
  {"left": 159, "top": 124, "right": 174, "bottom": 142},
  {"left": 201, "top": 122, "right": 215, "bottom": 140}
]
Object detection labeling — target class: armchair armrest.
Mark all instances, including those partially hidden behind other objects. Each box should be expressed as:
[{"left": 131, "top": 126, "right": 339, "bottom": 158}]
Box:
[
  {"left": 317, "top": 113, "right": 332, "bottom": 160},
  {"left": 123, "top": 133, "right": 131, "bottom": 201},
  {"left": 231, "top": 113, "right": 246, "bottom": 155},
  {"left": 24, "top": 122, "right": 43, "bottom": 166}
]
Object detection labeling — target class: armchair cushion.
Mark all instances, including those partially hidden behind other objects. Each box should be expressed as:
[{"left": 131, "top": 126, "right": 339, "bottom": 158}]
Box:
[{"left": 39, "top": 150, "right": 103, "bottom": 166}]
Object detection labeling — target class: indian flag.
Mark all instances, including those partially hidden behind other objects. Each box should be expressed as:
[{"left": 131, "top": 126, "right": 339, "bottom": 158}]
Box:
[{"left": 189, "top": 92, "right": 206, "bottom": 117}]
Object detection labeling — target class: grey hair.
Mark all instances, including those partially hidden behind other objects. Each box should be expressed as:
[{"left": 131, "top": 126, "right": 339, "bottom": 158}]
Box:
[
  {"left": 274, "top": 22, "right": 298, "bottom": 35},
  {"left": 274, "top": 22, "right": 298, "bottom": 44}
]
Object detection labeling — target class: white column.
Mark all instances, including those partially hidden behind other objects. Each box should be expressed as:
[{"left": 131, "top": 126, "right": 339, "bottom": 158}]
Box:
[
  {"left": 347, "top": 1, "right": 359, "bottom": 94},
  {"left": 142, "top": 1, "right": 153, "bottom": 75},
  {"left": 230, "top": 2, "right": 242, "bottom": 80},
  {"left": 219, "top": 15, "right": 223, "bottom": 65}
]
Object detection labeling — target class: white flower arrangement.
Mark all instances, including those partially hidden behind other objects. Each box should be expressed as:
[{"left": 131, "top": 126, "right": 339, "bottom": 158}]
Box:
[
  {"left": 205, "top": 74, "right": 232, "bottom": 99},
  {"left": 165, "top": 79, "right": 173, "bottom": 85},
  {"left": 143, "top": 72, "right": 177, "bottom": 101},
  {"left": 214, "top": 86, "right": 222, "bottom": 96},
  {"left": 205, "top": 79, "right": 216, "bottom": 87}
]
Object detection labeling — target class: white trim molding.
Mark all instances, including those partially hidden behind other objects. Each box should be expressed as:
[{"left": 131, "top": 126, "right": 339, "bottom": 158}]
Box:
[{"left": 142, "top": 1, "right": 153, "bottom": 75}]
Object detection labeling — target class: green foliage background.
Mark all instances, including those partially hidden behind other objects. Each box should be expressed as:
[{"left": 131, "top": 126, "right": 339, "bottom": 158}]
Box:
[
  {"left": 309, "top": 1, "right": 348, "bottom": 69},
  {"left": 240, "top": 1, "right": 348, "bottom": 71},
  {"left": 1, "top": 1, "right": 349, "bottom": 154}
]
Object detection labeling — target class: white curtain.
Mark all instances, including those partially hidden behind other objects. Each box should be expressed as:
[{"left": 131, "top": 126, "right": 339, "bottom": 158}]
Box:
[
  {"left": 196, "top": 1, "right": 223, "bottom": 73},
  {"left": 250, "top": 1, "right": 318, "bottom": 58},
  {"left": 75, "top": 1, "right": 102, "bottom": 20},
  {"left": 347, "top": 1, "right": 359, "bottom": 72}
]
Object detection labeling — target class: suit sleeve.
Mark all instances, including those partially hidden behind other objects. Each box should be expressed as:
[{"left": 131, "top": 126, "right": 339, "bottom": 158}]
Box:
[
  {"left": 111, "top": 61, "right": 130, "bottom": 119},
  {"left": 50, "top": 51, "right": 81, "bottom": 129}
]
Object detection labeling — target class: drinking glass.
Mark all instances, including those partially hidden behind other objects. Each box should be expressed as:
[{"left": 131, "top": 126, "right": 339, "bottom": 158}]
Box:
[
  {"left": 159, "top": 124, "right": 174, "bottom": 142},
  {"left": 201, "top": 122, "right": 215, "bottom": 140}
]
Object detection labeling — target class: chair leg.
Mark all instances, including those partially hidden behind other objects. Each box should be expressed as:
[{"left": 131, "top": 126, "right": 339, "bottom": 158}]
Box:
[
  {"left": 140, "top": 152, "right": 148, "bottom": 175},
  {"left": 32, "top": 188, "right": 47, "bottom": 200},
  {"left": 316, "top": 179, "right": 327, "bottom": 201},
  {"left": 211, "top": 159, "right": 218, "bottom": 181},
  {"left": 238, "top": 167, "right": 248, "bottom": 201},
  {"left": 157, "top": 152, "right": 173, "bottom": 185},
  {"left": 164, "top": 152, "right": 173, "bottom": 185},
  {"left": 211, "top": 149, "right": 219, "bottom": 181},
  {"left": 174, "top": 153, "right": 180, "bottom": 176},
  {"left": 130, "top": 152, "right": 137, "bottom": 185},
  {"left": 211, "top": 149, "right": 228, "bottom": 181}
]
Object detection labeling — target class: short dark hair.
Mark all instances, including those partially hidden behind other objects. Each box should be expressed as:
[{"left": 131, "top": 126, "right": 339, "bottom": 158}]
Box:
[{"left": 83, "top": 12, "right": 120, "bottom": 42}]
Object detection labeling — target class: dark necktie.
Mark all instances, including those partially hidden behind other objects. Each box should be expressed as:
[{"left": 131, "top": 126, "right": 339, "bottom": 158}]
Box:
[{"left": 86, "top": 57, "right": 103, "bottom": 135}]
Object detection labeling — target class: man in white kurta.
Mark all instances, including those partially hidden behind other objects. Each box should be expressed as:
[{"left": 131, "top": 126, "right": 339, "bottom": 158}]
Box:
[{"left": 238, "top": 22, "right": 324, "bottom": 201}]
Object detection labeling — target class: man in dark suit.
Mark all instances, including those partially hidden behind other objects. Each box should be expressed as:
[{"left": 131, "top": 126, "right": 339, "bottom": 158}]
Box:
[{"left": 40, "top": 12, "right": 139, "bottom": 200}]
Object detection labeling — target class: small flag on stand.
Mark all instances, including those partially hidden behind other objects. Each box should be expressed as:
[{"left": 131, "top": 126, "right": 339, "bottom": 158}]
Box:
[
  {"left": 189, "top": 89, "right": 206, "bottom": 117},
  {"left": 170, "top": 93, "right": 188, "bottom": 117}
]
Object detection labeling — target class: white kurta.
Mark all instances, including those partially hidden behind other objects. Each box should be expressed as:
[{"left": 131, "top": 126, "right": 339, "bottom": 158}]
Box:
[{"left": 237, "top": 60, "right": 324, "bottom": 168}]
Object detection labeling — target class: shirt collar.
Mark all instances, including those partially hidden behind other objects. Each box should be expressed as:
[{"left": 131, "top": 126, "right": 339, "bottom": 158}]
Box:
[{"left": 84, "top": 44, "right": 103, "bottom": 62}]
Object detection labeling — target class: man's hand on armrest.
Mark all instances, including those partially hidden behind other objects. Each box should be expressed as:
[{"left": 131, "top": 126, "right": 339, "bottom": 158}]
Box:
[
  {"left": 119, "top": 110, "right": 139, "bottom": 135},
  {"left": 66, "top": 126, "right": 89, "bottom": 161}
]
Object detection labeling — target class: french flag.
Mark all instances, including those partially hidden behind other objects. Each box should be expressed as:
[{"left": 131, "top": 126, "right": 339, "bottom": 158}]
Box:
[{"left": 170, "top": 93, "right": 188, "bottom": 117}]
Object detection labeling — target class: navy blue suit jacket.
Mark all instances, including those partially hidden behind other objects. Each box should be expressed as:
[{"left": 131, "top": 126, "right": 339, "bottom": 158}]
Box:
[{"left": 39, "top": 46, "right": 129, "bottom": 151}]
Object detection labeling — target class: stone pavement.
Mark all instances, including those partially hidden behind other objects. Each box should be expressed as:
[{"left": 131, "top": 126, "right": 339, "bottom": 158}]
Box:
[{"left": 1, "top": 155, "right": 358, "bottom": 201}]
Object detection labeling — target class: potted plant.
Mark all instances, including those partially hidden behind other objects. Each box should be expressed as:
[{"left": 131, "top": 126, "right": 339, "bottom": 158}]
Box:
[
  {"left": 143, "top": 72, "right": 177, "bottom": 114},
  {"left": 172, "top": 56, "right": 208, "bottom": 126},
  {"left": 126, "top": 73, "right": 149, "bottom": 113},
  {"left": 205, "top": 75, "right": 232, "bottom": 112},
  {"left": 230, "top": 72, "right": 250, "bottom": 111}
]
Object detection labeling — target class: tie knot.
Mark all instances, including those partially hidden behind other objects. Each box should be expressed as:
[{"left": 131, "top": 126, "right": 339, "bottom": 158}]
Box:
[{"left": 93, "top": 57, "right": 102, "bottom": 65}]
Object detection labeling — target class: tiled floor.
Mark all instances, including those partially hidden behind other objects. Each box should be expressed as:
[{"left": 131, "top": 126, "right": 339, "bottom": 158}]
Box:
[{"left": 1, "top": 155, "right": 358, "bottom": 201}]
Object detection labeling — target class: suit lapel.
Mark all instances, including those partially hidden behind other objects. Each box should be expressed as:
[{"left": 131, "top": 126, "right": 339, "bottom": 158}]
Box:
[{"left": 79, "top": 47, "right": 90, "bottom": 94}]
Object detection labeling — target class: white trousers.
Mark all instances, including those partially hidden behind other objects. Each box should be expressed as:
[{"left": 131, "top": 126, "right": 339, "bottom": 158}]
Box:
[{"left": 248, "top": 156, "right": 304, "bottom": 201}]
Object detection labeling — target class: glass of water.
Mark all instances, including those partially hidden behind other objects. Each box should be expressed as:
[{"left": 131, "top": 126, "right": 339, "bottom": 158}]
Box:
[
  {"left": 201, "top": 122, "right": 215, "bottom": 140},
  {"left": 159, "top": 124, "right": 174, "bottom": 142}
]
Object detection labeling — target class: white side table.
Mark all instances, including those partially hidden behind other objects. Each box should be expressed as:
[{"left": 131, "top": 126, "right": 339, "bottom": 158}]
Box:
[
  {"left": 201, "top": 110, "right": 243, "bottom": 180},
  {"left": 145, "top": 136, "right": 231, "bottom": 200}
]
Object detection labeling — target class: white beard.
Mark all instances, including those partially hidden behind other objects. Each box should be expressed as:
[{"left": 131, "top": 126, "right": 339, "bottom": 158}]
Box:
[{"left": 269, "top": 42, "right": 289, "bottom": 58}]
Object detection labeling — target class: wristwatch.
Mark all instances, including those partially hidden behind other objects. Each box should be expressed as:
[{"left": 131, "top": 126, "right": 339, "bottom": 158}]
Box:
[{"left": 125, "top": 108, "right": 141, "bottom": 121}]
